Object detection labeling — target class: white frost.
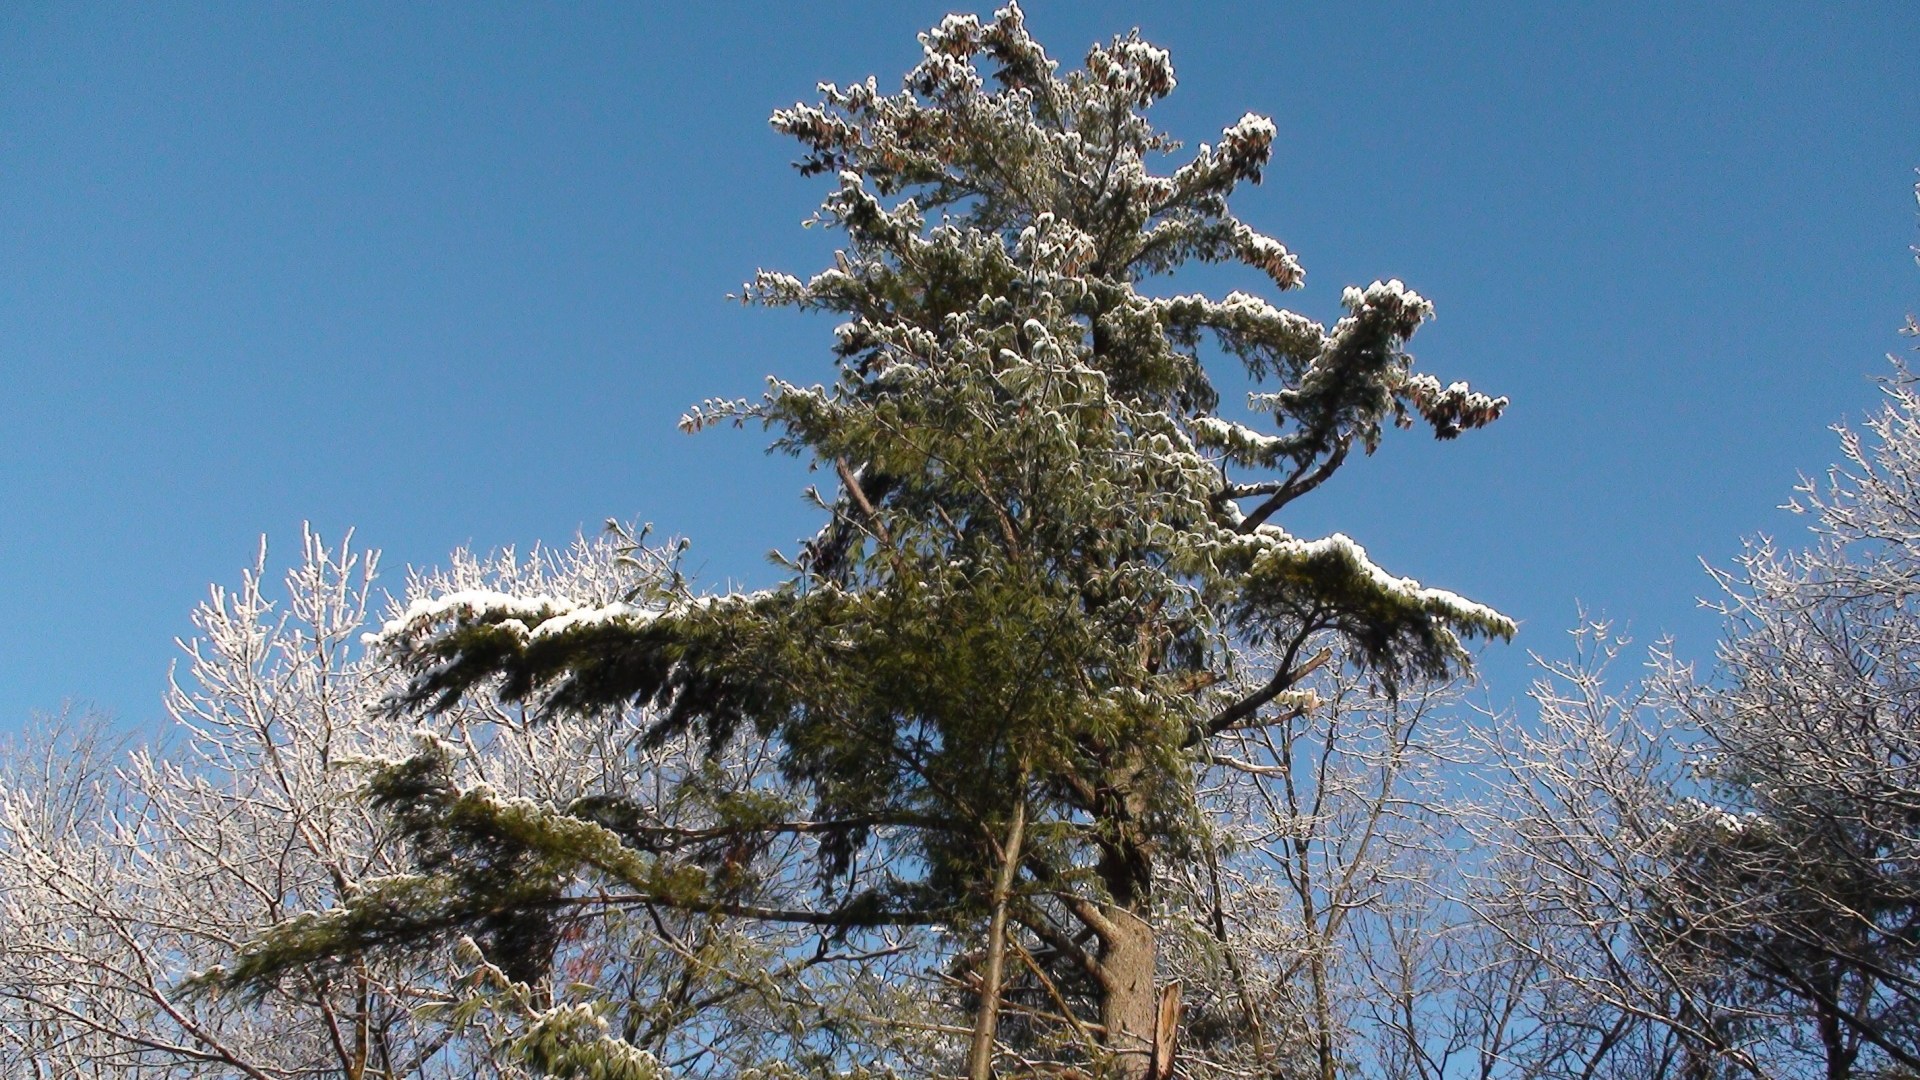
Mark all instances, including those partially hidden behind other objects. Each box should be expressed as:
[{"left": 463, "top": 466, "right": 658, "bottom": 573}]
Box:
[
  {"left": 1223, "top": 112, "right": 1276, "bottom": 145},
  {"left": 1340, "top": 279, "right": 1431, "bottom": 320},
  {"left": 1192, "top": 415, "right": 1289, "bottom": 458},
  {"left": 527, "top": 602, "right": 662, "bottom": 642},
  {"left": 370, "top": 590, "right": 579, "bottom": 644},
  {"left": 1246, "top": 528, "right": 1515, "bottom": 633},
  {"left": 367, "top": 591, "right": 673, "bottom": 648}
]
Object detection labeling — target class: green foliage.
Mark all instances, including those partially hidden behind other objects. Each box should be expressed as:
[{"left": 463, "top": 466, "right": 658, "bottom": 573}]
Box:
[{"left": 202, "top": 734, "right": 714, "bottom": 993}]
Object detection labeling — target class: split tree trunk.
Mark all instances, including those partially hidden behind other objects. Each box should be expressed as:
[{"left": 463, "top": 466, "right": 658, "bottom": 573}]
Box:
[
  {"left": 1094, "top": 763, "right": 1162, "bottom": 1080},
  {"left": 1098, "top": 904, "right": 1159, "bottom": 1080}
]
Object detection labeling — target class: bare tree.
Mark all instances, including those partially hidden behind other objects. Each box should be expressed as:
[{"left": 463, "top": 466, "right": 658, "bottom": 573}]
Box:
[
  {"left": 1468, "top": 624, "right": 1769, "bottom": 1080},
  {"left": 1475, "top": 360, "right": 1920, "bottom": 1080},
  {"left": 1145, "top": 649, "right": 1511, "bottom": 1080},
  {"left": 0, "top": 528, "right": 958, "bottom": 1078},
  {"left": 0, "top": 530, "right": 458, "bottom": 1079}
]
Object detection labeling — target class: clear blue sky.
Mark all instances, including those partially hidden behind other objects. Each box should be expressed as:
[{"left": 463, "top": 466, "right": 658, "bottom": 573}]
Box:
[{"left": 3, "top": 2, "right": 1915, "bottom": 731}]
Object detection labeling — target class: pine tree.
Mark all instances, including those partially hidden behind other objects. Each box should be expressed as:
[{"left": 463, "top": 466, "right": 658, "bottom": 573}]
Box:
[{"left": 214, "top": 7, "right": 1511, "bottom": 1076}]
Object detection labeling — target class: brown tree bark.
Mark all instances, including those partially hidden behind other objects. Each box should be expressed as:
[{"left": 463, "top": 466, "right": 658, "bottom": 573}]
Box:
[
  {"left": 1097, "top": 905, "right": 1159, "bottom": 1080},
  {"left": 1089, "top": 763, "right": 1161, "bottom": 1080}
]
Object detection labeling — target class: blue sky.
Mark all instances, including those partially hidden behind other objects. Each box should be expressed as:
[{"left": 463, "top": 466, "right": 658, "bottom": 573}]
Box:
[{"left": 2, "top": 2, "right": 1915, "bottom": 731}]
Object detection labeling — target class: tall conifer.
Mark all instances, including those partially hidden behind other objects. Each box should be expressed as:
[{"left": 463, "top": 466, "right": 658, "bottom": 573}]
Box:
[{"left": 218, "top": 7, "right": 1511, "bottom": 1076}]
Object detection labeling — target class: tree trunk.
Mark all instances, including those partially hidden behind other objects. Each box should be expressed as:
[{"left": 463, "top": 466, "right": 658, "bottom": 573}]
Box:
[
  {"left": 969, "top": 791, "right": 1028, "bottom": 1080},
  {"left": 1099, "top": 903, "right": 1159, "bottom": 1080},
  {"left": 1088, "top": 759, "right": 1165, "bottom": 1080}
]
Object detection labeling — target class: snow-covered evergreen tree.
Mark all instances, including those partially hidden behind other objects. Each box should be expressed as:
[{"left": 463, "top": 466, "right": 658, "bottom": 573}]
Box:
[{"left": 213, "top": 7, "right": 1510, "bottom": 1077}]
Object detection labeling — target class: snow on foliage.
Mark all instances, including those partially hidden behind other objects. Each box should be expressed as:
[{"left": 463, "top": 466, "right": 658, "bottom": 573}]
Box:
[
  {"left": 207, "top": 7, "right": 1517, "bottom": 1077},
  {"left": 1240, "top": 528, "right": 1514, "bottom": 635},
  {"left": 372, "top": 590, "right": 663, "bottom": 648}
]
